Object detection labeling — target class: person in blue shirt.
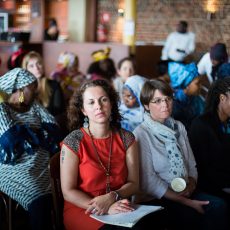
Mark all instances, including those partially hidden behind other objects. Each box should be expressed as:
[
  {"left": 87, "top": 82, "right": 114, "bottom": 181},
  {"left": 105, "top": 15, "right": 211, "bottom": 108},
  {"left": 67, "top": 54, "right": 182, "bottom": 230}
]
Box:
[{"left": 168, "top": 62, "right": 205, "bottom": 131}]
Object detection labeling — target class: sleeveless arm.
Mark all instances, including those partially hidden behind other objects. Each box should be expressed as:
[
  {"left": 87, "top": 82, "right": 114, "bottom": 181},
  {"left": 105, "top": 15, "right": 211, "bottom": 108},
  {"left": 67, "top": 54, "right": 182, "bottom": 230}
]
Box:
[{"left": 119, "top": 128, "right": 135, "bottom": 151}]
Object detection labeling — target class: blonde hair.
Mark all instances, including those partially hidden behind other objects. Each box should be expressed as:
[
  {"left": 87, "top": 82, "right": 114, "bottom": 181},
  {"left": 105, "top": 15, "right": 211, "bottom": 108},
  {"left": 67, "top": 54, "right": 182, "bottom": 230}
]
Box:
[{"left": 22, "top": 51, "right": 51, "bottom": 107}]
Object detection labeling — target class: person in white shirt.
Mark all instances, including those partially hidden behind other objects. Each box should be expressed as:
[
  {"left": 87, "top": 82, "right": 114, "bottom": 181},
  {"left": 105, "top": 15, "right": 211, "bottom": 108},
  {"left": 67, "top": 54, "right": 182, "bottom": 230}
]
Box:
[
  {"left": 197, "top": 43, "right": 229, "bottom": 84},
  {"left": 161, "top": 21, "right": 195, "bottom": 62}
]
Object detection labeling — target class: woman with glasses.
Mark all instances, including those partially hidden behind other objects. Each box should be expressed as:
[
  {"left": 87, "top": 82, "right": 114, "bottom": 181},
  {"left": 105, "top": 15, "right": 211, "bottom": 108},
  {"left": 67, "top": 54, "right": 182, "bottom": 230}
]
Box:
[{"left": 133, "top": 79, "right": 229, "bottom": 230}]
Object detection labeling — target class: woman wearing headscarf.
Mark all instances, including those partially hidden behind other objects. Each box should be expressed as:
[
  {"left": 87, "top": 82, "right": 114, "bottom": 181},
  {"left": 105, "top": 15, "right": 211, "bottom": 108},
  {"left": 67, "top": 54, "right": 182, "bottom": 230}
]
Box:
[
  {"left": 50, "top": 51, "right": 86, "bottom": 103},
  {"left": 119, "top": 75, "right": 147, "bottom": 132},
  {"left": 0, "top": 68, "right": 61, "bottom": 230},
  {"left": 168, "top": 62, "right": 205, "bottom": 131},
  {"left": 87, "top": 47, "right": 117, "bottom": 83}
]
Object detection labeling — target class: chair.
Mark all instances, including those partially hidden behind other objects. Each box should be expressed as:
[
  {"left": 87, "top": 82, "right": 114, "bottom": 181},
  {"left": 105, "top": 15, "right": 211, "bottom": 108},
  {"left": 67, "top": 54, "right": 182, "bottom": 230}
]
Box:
[
  {"left": 0, "top": 192, "right": 13, "bottom": 230},
  {"left": 48, "top": 152, "right": 64, "bottom": 230},
  {"left": 0, "top": 192, "right": 25, "bottom": 230}
]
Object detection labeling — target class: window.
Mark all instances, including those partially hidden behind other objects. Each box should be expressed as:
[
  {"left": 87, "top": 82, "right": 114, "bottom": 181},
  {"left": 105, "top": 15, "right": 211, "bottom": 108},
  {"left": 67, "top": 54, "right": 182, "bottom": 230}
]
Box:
[{"left": 0, "top": 13, "right": 8, "bottom": 32}]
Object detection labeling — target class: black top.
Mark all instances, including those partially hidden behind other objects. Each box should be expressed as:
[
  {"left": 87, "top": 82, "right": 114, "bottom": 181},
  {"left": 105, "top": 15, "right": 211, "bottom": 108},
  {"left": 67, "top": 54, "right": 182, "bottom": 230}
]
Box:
[
  {"left": 44, "top": 29, "right": 59, "bottom": 41},
  {"left": 188, "top": 112, "right": 230, "bottom": 194},
  {"left": 46, "top": 79, "right": 65, "bottom": 116}
]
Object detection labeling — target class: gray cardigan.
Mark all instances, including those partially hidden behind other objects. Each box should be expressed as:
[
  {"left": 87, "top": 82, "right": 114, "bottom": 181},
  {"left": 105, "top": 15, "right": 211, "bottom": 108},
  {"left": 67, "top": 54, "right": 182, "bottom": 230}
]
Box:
[{"left": 133, "top": 118, "right": 197, "bottom": 202}]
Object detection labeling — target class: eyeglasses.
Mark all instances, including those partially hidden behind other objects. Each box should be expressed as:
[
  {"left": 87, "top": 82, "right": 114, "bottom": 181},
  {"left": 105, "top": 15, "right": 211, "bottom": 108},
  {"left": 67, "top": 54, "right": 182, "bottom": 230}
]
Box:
[{"left": 151, "top": 96, "right": 173, "bottom": 105}]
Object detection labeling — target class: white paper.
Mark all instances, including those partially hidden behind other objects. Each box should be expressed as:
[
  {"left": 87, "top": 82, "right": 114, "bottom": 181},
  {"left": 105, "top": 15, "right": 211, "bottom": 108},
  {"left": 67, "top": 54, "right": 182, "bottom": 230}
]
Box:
[
  {"left": 124, "top": 20, "right": 135, "bottom": 36},
  {"left": 90, "top": 204, "right": 163, "bottom": 228}
]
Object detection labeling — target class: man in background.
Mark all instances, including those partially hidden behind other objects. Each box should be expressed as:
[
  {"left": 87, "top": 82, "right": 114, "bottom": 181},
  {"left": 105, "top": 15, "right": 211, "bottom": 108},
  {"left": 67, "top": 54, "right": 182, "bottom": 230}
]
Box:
[{"left": 161, "top": 21, "right": 195, "bottom": 62}]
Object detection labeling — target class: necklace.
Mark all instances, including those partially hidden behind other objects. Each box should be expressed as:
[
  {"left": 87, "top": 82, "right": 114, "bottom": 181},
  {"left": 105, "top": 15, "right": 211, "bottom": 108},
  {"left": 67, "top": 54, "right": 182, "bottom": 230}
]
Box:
[{"left": 88, "top": 127, "right": 113, "bottom": 193}]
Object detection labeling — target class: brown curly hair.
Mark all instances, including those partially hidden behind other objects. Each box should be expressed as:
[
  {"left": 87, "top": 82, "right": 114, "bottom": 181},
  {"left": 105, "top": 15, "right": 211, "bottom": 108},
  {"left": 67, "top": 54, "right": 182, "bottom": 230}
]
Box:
[{"left": 67, "top": 79, "right": 122, "bottom": 131}]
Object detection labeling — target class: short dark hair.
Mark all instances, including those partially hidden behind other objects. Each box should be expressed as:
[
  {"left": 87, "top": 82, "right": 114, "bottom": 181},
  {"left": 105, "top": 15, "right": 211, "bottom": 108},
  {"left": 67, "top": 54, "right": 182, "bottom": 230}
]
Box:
[
  {"left": 179, "top": 21, "right": 188, "bottom": 28},
  {"left": 205, "top": 77, "right": 230, "bottom": 115},
  {"left": 117, "top": 57, "right": 136, "bottom": 72},
  {"left": 140, "top": 79, "right": 173, "bottom": 108},
  {"left": 177, "top": 21, "right": 188, "bottom": 33},
  {"left": 67, "top": 79, "right": 122, "bottom": 131},
  {"left": 49, "top": 18, "right": 57, "bottom": 27},
  {"left": 87, "top": 58, "right": 116, "bottom": 81},
  {"left": 210, "top": 43, "right": 228, "bottom": 63}
]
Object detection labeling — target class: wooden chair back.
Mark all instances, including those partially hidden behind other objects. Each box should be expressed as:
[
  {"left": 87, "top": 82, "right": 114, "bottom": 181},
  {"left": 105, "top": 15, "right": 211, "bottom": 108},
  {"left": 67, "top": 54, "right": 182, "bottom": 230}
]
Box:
[{"left": 48, "top": 152, "right": 64, "bottom": 230}]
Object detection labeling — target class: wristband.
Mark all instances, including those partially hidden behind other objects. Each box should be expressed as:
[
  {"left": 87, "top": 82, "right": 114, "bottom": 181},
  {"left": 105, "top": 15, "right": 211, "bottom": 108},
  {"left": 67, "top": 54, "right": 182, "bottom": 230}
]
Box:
[{"left": 111, "top": 191, "right": 121, "bottom": 201}]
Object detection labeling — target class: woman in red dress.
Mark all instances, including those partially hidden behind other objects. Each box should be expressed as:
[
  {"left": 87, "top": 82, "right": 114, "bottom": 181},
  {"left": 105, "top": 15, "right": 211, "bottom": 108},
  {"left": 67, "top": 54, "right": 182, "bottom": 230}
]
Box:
[{"left": 60, "top": 79, "right": 164, "bottom": 230}]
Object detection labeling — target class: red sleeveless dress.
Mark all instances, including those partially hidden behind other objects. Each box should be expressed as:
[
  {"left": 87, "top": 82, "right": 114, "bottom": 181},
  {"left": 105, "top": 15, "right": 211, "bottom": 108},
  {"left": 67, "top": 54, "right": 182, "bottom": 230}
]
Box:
[{"left": 62, "top": 128, "right": 135, "bottom": 230}]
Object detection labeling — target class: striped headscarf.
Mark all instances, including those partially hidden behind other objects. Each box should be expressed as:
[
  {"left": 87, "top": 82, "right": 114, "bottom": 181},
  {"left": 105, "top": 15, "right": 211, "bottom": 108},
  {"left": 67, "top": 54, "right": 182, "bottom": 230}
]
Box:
[{"left": 0, "top": 68, "right": 37, "bottom": 94}]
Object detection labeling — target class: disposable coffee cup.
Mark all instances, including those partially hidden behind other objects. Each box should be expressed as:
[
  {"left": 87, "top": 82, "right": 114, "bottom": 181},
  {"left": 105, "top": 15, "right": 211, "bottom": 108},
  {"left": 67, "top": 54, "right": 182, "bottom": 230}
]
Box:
[{"left": 171, "top": 178, "right": 186, "bottom": 192}]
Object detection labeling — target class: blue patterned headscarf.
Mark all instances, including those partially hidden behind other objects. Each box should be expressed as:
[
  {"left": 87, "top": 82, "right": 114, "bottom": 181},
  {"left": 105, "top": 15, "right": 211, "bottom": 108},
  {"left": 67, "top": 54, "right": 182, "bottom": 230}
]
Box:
[
  {"left": 120, "top": 75, "right": 147, "bottom": 131},
  {"left": 123, "top": 75, "right": 147, "bottom": 106},
  {"left": 168, "top": 62, "right": 198, "bottom": 89},
  {"left": 0, "top": 68, "right": 37, "bottom": 94}
]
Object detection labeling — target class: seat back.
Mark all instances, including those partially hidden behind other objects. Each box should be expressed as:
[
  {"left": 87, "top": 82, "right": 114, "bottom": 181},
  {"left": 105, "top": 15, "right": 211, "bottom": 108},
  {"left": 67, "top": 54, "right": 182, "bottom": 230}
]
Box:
[{"left": 48, "top": 152, "right": 64, "bottom": 230}]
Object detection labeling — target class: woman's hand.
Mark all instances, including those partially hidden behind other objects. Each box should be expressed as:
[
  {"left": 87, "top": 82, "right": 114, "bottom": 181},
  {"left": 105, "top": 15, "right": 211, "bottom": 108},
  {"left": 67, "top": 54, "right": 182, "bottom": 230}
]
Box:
[
  {"left": 182, "top": 198, "right": 209, "bottom": 214},
  {"left": 179, "top": 177, "right": 196, "bottom": 197},
  {"left": 85, "top": 192, "right": 117, "bottom": 215},
  {"left": 164, "top": 187, "right": 209, "bottom": 214},
  {"left": 107, "top": 199, "right": 135, "bottom": 215}
]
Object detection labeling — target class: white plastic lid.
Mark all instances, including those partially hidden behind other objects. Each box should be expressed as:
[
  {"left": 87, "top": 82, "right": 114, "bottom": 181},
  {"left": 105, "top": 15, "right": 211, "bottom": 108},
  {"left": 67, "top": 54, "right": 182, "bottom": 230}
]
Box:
[{"left": 171, "top": 178, "right": 186, "bottom": 192}]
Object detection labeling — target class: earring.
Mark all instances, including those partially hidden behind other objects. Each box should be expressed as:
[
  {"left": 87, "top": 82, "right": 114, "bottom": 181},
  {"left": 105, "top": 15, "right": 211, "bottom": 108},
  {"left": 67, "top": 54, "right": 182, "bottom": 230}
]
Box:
[
  {"left": 83, "top": 116, "right": 89, "bottom": 128},
  {"left": 109, "top": 116, "right": 112, "bottom": 122},
  {"left": 18, "top": 90, "right": 24, "bottom": 103}
]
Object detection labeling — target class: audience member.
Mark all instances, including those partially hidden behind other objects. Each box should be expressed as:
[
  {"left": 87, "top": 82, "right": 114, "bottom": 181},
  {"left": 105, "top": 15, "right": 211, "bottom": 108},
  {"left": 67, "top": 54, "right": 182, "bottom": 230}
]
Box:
[
  {"left": 197, "top": 43, "right": 229, "bottom": 84},
  {"left": 22, "top": 51, "right": 65, "bottom": 116},
  {"left": 7, "top": 45, "right": 27, "bottom": 70},
  {"left": 44, "top": 18, "right": 59, "bottom": 41},
  {"left": 119, "top": 75, "right": 147, "bottom": 132},
  {"left": 188, "top": 78, "right": 230, "bottom": 202},
  {"left": 0, "top": 68, "right": 61, "bottom": 230},
  {"left": 113, "top": 57, "right": 136, "bottom": 99},
  {"left": 50, "top": 51, "right": 85, "bottom": 103},
  {"left": 217, "top": 63, "right": 230, "bottom": 79},
  {"left": 87, "top": 47, "right": 117, "bottom": 83},
  {"left": 161, "top": 21, "right": 195, "bottom": 62},
  {"left": 60, "top": 79, "right": 164, "bottom": 230},
  {"left": 168, "top": 62, "right": 205, "bottom": 131},
  {"left": 133, "top": 79, "right": 229, "bottom": 230}
]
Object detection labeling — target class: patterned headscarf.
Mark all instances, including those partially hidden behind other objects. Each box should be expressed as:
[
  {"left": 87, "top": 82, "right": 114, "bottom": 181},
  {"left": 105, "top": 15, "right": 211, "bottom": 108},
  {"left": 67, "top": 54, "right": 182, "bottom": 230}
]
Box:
[
  {"left": 0, "top": 68, "right": 37, "bottom": 94},
  {"left": 57, "top": 52, "right": 78, "bottom": 69},
  {"left": 123, "top": 75, "right": 147, "bottom": 106},
  {"left": 91, "top": 47, "right": 111, "bottom": 62},
  {"left": 168, "top": 62, "right": 198, "bottom": 89},
  {"left": 120, "top": 75, "right": 147, "bottom": 131}
]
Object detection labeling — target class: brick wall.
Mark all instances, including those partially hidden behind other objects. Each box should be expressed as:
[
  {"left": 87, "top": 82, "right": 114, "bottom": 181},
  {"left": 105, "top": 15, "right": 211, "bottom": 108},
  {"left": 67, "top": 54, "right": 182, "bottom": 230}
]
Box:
[{"left": 98, "top": 0, "right": 230, "bottom": 55}]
